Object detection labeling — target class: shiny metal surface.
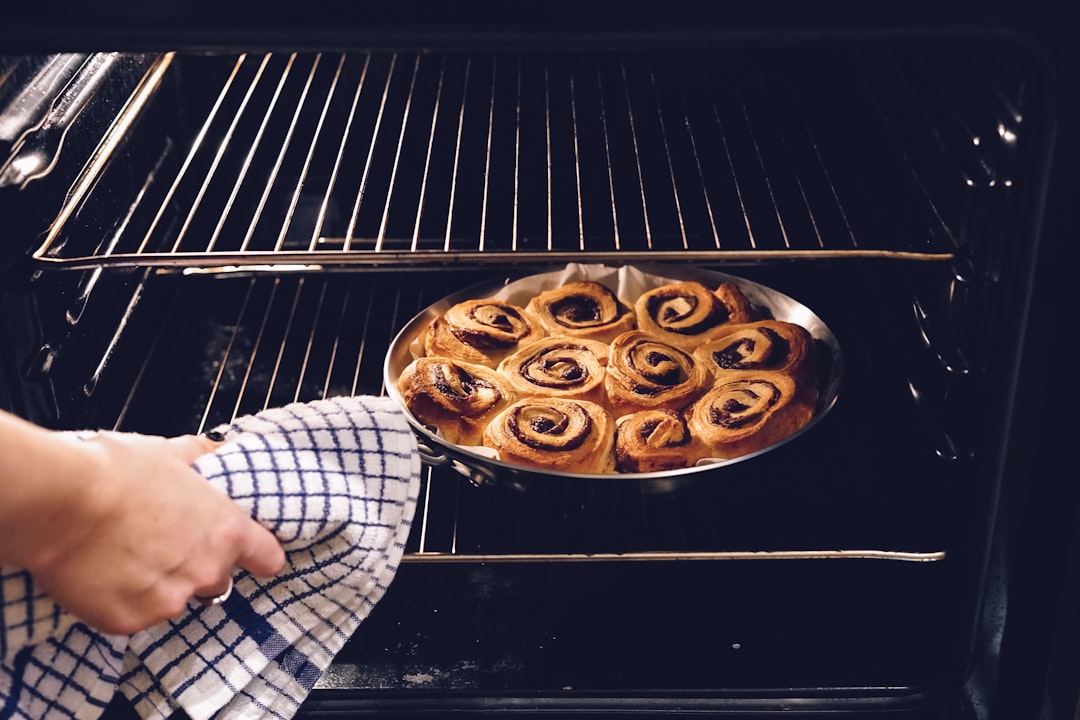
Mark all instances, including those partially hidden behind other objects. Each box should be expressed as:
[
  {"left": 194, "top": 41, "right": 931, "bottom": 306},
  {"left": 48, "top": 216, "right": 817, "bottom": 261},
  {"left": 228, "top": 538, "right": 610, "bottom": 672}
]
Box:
[{"left": 384, "top": 262, "right": 843, "bottom": 491}]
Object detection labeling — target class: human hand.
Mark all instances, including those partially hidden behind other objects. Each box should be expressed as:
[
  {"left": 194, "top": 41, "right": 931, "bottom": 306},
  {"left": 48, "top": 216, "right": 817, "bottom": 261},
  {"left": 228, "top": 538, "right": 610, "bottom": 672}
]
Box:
[{"left": 11, "top": 430, "right": 286, "bottom": 635}]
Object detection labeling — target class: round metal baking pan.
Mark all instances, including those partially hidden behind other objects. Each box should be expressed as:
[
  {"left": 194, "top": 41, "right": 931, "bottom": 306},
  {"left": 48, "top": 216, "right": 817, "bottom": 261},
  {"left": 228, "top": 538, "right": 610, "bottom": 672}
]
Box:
[{"left": 384, "top": 263, "right": 842, "bottom": 492}]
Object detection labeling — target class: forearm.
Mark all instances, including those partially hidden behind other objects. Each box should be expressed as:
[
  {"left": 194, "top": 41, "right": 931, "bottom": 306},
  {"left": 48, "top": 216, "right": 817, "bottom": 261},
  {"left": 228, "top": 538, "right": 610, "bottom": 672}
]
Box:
[{"left": 0, "top": 410, "right": 99, "bottom": 570}]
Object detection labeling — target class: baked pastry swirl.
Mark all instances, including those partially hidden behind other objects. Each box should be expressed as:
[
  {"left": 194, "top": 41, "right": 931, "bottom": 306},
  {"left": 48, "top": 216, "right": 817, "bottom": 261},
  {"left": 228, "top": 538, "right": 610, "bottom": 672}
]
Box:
[
  {"left": 614, "top": 408, "right": 710, "bottom": 474},
  {"left": 687, "top": 371, "right": 816, "bottom": 459},
  {"left": 399, "top": 267, "right": 829, "bottom": 475},
  {"left": 497, "top": 337, "right": 610, "bottom": 405},
  {"left": 424, "top": 298, "right": 546, "bottom": 367},
  {"left": 604, "top": 330, "right": 712, "bottom": 417},
  {"left": 398, "top": 357, "right": 519, "bottom": 446},
  {"left": 634, "top": 280, "right": 754, "bottom": 350},
  {"left": 525, "top": 280, "right": 637, "bottom": 343},
  {"left": 694, "top": 320, "right": 816, "bottom": 387},
  {"left": 482, "top": 397, "right": 616, "bottom": 474}
]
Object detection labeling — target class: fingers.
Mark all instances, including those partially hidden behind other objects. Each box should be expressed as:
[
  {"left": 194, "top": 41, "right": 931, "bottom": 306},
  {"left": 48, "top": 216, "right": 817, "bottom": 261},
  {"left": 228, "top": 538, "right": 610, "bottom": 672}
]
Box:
[
  {"left": 235, "top": 519, "right": 287, "bottom": 579},
  {"left": 193, "top": 576, "right": 234, "bottom": 607},
  {"left": 169, "top": 432, "right": 287, "bottom": 580},
  {"left": 187, "top": 521, "right": 284, "bottom": 610},
  {"left": 187, "top": 517, "right": 284, "bottom": 609}
]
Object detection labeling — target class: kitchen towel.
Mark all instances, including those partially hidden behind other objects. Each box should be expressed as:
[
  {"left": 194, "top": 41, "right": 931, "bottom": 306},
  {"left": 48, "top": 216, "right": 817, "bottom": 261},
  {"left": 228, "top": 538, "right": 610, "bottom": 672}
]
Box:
[{"left": 0, "top": 395, "right": 421, "bottom": 720}]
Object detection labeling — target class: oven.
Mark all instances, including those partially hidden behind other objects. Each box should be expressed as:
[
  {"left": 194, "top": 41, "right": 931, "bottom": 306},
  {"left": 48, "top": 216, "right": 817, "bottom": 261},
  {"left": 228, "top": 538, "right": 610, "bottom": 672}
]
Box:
[{"left": 2, "top": 3, "right": 1078, "bottom": 718}]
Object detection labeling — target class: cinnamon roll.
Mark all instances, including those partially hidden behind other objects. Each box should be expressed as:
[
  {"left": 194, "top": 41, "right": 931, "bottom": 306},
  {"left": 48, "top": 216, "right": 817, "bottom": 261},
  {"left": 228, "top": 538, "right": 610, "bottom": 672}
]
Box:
[
  {"left": 634, "top": 280, "right": 754, "bottom": 350},
  {"left": 693, "top": 320, "right": 816, "bottom": 387},
  {"left": 604, "top": 330, "right": 712, "bottom": 417},
  {"left": 687, "top": 371, "right": 815, "bottom": 459},
  {"left": 497, "top": 337, "right": 610, "bottom": 406},
  {"left": 482, "top": 397, "right": 617, "bottom": 474},
  {"left": 614, "top": 408, "right": 710, "bottom": 473},
  {"left": 525, "top": 280, "right": 636, "bottom": 343},
  {"left": 398, "top": 357, "right": 519, "bottom": 446},
  {"left": 424, "top": 298, "right": 547, "bottom": 367}
]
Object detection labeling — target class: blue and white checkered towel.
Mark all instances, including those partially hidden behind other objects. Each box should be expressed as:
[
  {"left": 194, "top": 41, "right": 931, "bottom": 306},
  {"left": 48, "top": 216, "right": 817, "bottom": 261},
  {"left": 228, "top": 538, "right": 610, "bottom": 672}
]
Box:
[{"left": 1, "top": 395, "right": 421, "bottom": 720}]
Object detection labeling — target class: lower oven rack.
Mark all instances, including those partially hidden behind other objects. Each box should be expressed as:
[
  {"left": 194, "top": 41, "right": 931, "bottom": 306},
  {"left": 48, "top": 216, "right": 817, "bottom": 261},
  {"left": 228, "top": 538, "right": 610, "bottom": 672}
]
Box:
[{"left": 45, "top": 267, "right": 963, "bottom": 566}]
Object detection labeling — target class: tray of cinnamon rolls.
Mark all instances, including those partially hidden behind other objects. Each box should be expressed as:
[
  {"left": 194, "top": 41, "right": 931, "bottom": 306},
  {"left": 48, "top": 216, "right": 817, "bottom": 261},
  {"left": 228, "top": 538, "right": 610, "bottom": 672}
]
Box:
[{"left": 384, "top": 263, "right": 842, "bottom": 490}]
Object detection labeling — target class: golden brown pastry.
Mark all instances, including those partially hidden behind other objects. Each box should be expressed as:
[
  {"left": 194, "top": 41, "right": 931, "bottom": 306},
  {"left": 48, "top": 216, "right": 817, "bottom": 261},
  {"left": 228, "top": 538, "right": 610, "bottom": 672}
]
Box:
[
  {"left": 424, "top": 298, "right": 547, "bottom": 367},
  {"left": 604, "top": 331, "right": 712, "bottom": 417},
  {"left": 614, "top": 408, "right": 711, "bottom": 473},
  {"left": 634, "top": 280, "right": 754, "bottom": 351},
  {"left": 482, "top": 397, "right": 616, "bottom": 474},
  {"left": 497, "top": 337, "right": 610, "bottom": 406},
  {"left": 687, "top": 371, "right": 816, "bottom": 459},
  {"left": 693, "top": 320, "right": 816, "bottom": 387},
  {"left": 525, "top": 280, "right": 636, "bottom": 343},
  {"left": 398, "top": 356, "right": 519, "bottom": 446}
]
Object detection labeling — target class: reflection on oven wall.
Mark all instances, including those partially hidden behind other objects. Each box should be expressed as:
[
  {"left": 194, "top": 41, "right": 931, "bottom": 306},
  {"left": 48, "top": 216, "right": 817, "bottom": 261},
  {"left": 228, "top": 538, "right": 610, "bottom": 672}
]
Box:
[{"left": 0, "top": 12, "right": 1078, "bottom": 719}]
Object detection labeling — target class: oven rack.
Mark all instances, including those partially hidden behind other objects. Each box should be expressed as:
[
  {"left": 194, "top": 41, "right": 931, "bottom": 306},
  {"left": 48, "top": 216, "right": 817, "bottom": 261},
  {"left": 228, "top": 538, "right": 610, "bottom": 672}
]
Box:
[
  {"left": 17, "top": 45, "right": 1029, "bottom": 272},
  {"left": 74, "top": 270, "right": 958, "bottom": 565}
]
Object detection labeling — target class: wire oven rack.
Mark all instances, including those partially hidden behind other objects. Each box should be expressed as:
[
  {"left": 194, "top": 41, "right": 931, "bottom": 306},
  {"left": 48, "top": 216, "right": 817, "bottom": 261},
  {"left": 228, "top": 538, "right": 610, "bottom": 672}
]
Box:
[
  {"left": 22, "top": 44, "right": 1029, "bottom": 272},
  {"left": 81, "top": 269, "right": 955, "bottom": 566}
]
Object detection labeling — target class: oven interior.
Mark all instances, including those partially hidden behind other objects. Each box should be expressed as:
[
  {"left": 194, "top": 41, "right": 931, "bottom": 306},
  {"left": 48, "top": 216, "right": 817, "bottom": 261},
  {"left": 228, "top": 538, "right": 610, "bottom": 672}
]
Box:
[{"left": 0, "top": 27, "right": 1058, "bottom": 717}]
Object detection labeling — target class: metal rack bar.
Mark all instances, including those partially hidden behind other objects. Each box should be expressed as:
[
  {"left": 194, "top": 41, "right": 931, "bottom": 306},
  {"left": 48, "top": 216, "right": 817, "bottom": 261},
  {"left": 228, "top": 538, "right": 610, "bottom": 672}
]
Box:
[
  {"left": 287, "top": 55, "right": 346, "bottom": 253},
  {"left": 322, "top": 55, "right": 371, "bottom": 254},
  {"left": 32, "top": 247, "right": 955, "bottom": 271},
  {"left": 786, "top": 74, "right": 858, "bottom": 249},
  {"left": 648, "top": 63, "right": 688, "bottom": 250},
  {"left": 344, "top": 53, "right": 397, "bottom": 252},
  {"left": 376, "top": 54, "right": 420, "bottom": 252},
  {"left": 712, "top": 101, "right": 755, "bottom": 250},
  {"left": 621, "top": 62, "right": 652, "bottom": 249},
  {"left": 231, "top": 278, "right": 281, "bottom": 418},
  {"left": 206, "top": 54, "right": 296, "bottom": 252},
  {"left": 402, "top": 549, "right": 947, "bottom": 563},
  {"left": 294, "top": 280, "right": 330, "bottom": 404},
  {"left": 596, "top": 64, "right": 621, "bottom": 251},
  {"left": 177, "top": 54, "right": 276, "bottom": 254},
  {"left": 411, "top": 55, "right": 446, "bottom": 252},
  {"left": 512, "top": 57, "right": 522, "bottom": 252},
  {"left": 569, "top": 69, "right": 585, "bottom": 250},
  {"left": 443, "top": 58, "right": 471, "bottom": 252},
  {"left": 195, "top": 279, "right": 257, "bottom": 434}
]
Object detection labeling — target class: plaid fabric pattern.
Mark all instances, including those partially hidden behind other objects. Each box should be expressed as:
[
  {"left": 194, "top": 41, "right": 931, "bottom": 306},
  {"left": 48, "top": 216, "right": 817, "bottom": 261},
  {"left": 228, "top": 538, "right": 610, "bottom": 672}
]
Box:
[{"left": 1, "top": 396, "right": 421, "bottom": 720}]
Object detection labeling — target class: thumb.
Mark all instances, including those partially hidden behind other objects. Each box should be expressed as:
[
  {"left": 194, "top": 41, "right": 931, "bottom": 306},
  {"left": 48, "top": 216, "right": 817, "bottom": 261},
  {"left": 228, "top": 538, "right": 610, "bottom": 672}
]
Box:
[{"left": 166, "top": 433, "right": 223, "bottom": 465}]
